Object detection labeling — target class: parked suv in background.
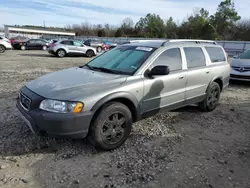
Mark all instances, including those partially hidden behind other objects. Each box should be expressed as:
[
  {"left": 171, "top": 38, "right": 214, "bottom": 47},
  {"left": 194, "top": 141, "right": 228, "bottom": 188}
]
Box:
[
  {"left": 83, "top": 39, "right": 104, "bottom": 53},
  {"left": 48, "top": 40, "right": 97, "bottom": 58},
  {"left": 17, "top": 39, "right": 230, "bottom": 150},
  {"left": 230, "top": 49, "right": 250, "bottom": 81},
  {"left": 0, "top": 37, "right": 12, "bottom": 53}
]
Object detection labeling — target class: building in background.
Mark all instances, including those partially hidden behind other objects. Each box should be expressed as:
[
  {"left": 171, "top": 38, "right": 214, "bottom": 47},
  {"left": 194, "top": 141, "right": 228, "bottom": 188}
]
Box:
[{"left": 4, "top": 25, "right": 75, "bottom": 39}]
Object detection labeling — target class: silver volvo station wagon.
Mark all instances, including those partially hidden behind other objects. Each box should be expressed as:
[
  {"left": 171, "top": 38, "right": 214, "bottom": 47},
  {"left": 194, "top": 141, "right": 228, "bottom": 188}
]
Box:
[{"left": 17, "top": 39, "right": 230, "bottom": 150}]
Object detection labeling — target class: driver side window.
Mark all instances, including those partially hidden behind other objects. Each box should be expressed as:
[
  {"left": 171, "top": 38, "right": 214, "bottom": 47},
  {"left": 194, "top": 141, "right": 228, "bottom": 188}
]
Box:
[{"left": 152, "top": 48, "right": 182, "bottom": 72}]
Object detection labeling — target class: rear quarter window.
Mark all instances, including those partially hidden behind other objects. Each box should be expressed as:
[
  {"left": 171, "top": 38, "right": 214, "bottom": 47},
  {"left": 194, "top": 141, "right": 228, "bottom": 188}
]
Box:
[
  {"left": 205, "top": 47, "right": 226, "bottom": 63},
  {"left": 61, "top": 41, "right": 73, "bottom": 45}
]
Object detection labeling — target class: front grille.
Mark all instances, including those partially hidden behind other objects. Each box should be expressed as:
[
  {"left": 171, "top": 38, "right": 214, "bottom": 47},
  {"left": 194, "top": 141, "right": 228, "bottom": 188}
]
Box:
[
  {"left": 230, "top": 74, "right": 250, "bottom": 79},
  {"left": 20, "top": 93, "right": 31, "bottom": 110},
  {"left": 231, "top": 66, "right": 250, "bottom": 72}
]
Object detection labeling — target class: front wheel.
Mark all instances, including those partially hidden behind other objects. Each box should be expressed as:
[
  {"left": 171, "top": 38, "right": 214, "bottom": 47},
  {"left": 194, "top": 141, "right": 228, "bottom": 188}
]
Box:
[
  {"left": 0, "top": 45, "right": 6, "bottom": 53},
  {"left": 86, "top": 50, "right": 94, "bottom": 57},
  {"left": 199, "top": 82, "right": 221, "bottom": 111},
  {"left": 42, "top": 46, "right": 47, "bottom": 51},
  {"left": 89, "top": 102, "right": 132, "bottom": 150},
  {"left": 21, "top": 46, "right": 26, "bottom": 50},
  {"left": 96, "top": 46, "right": 102, "bottom": 53}
]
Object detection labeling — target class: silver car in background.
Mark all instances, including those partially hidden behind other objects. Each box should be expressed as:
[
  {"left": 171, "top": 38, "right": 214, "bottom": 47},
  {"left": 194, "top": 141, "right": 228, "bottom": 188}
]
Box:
[
  {"left": 230, "top": 49, "right": 250, "bottom": 81},
  {"left": 48, "top": 40, "right": 97, "bottom": 58}
]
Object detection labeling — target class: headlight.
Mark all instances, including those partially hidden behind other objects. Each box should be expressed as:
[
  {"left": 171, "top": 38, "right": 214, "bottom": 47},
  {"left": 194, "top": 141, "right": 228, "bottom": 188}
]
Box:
[{"left": 39, "top": 99, "right": 83, "bottom": 113}]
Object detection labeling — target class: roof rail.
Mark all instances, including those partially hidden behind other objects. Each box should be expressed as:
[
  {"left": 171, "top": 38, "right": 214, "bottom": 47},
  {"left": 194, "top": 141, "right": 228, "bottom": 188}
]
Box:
[{"left": 161, "top": 39, "right": 217, "bottom": 46}]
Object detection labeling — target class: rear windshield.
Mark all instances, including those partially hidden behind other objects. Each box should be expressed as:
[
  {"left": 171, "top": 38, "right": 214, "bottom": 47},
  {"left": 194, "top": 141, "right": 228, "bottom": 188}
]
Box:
[
  {"left": 205, "top": 47, "right": 226, "bottom": 63},
  {"left": 87, "top": 46, "right": 156, "bottom": 75}
]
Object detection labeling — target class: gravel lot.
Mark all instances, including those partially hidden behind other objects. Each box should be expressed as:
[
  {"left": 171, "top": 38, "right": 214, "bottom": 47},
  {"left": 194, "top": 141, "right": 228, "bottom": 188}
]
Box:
[{"left": 0, "top": 50, "right": 250, "bottom": 188}]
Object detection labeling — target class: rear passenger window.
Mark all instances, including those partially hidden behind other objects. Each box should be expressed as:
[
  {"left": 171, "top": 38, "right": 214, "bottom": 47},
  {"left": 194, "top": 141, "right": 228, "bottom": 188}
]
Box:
[
  {"left": 184, "top": 47, "right": 206, "bottom": 68},
  {"left": 153, "top": 48, "right": 182, "bottom": 72},
  {"left": 205, "top": 47, "right": 226, "bottom": 62},
  {"left": 61, "top": 41, "right": 73, "bottom": 45}
]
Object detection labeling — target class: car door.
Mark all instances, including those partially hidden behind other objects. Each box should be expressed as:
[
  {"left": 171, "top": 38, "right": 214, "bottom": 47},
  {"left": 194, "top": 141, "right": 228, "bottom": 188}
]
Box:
[
  {"left": 183, "top": 47, "right": 211, "bottom": 101},
  {"left": 141, "top": 48, "right": 187, "bottom": 114},
  {"left": 61, "top": 41, "right": 74, "bottom": 53},
  {"left": 35, "top": 40, "right": 46, "bottom": 50},
  {"left": 26, "top": 40, "right": 36, "bottom": 49},
  {"left": 73, "top": 41, "right": 85, "bottom": 54}
]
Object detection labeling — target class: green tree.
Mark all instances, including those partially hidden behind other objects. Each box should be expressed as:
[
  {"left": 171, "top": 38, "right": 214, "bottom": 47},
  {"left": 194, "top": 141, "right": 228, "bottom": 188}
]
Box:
[
  {"left": 135, "top": 13, "right": 166, "bottom": 38},
  {"left": 178, "top": 8, "right": 214, "bottom": 39},
  {"left": 115, "top": 28, "right": 124, "bottom": 37},
  {"left": 165, "top": 17, "right": 178, "bottom": 39},
  {"left": 97, "top": 29, "right": 106, "bottom": 37},
  {"left": 210, "top": 0, "right": 241, "bottom": 39}
]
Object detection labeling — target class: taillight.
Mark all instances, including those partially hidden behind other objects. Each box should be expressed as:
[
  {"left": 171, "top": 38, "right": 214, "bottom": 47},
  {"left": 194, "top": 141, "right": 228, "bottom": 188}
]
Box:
[
  {"left": 51, "top": 44, "right": 57, "bottom": 47},
  {"left": 226, "top": 53, "right": 229, "bottom": 63}
]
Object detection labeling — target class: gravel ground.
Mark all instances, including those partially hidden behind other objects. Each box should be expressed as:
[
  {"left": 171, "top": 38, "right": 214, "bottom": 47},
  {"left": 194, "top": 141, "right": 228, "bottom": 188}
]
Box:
[{"left": 0, "top": 50, "right": 249, "bottom": 188}]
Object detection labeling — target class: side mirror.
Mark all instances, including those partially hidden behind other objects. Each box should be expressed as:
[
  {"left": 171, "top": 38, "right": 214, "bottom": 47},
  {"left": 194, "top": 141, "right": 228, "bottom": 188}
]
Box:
[
  {"left": 233, "top": 55, "right": 238, "bottom": 59},
  {"left": 148, "top": 65, "right": 170, "bottom": 77}
]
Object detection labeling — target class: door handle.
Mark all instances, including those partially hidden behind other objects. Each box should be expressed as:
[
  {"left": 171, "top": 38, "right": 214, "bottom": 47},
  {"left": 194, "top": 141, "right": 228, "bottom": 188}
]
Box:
[
  {"left": 206, "top": 71, "right": 210, "bottom": 74},
  {"left": 179, "top": 75, "right": 185, "bottom": 79}
]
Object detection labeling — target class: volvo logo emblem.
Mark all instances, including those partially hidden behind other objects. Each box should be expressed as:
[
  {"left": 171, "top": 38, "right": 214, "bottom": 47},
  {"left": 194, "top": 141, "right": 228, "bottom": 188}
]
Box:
[{"left": 239, "top": 67, "right": 245, "bottom": 72}]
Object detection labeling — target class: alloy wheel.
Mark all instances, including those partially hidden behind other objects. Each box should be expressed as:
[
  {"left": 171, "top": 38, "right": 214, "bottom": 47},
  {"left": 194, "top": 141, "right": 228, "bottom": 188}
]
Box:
[
  {"left": 0, "top": 46, "right": 5, "bottom": 53},
  {"left": 207, "top": 85, "right": 220, "bottom": 109},
  {"left": 101, "top": 112, "right": 126, "bottom": 145}
]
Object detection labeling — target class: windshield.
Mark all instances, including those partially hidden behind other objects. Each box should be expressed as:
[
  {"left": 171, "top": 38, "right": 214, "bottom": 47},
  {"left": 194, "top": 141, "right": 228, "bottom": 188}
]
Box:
[
  {"left": 87, "top": 46, "right": 156, "bottom": 75},
  {"left": 238, "top": 49, "right": 250, "bottom": 59}
]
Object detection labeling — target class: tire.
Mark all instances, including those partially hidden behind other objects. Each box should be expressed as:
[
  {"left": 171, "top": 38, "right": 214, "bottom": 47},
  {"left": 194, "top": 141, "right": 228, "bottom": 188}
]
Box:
[
  {"left": 42, "top": 46, "right": 47, "bottom": 51},
  {"left": 86, "top": 50, "right": 94, "bottom": 57},
  {"left": 198, "top": 82, "right": 221, "bottom": 112},
  {"left": 56, "top": 49, "right": 66, "bottom": 58},
  {"left": 96, "top": 46, "right": 102, "bottom": 53},
  {"left": 21, "top": 46, "right": 26, "bottom": 50},
  {"left": 90, "top": 102, "right": 132, "bottom": 150},
  {"left": 0, "top": 45, "right": 6, "bottom": 53}
]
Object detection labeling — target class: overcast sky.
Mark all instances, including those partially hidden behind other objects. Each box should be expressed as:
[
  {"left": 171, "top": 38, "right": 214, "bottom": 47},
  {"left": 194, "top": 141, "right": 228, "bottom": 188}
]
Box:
[{"left": 1, "top": 0, "right": 249, "bottom": 27}]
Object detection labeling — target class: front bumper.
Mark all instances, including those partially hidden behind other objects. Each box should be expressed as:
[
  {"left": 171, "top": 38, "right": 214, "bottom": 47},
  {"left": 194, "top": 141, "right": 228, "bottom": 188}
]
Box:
[
  {"left": 230, "top": 69, "right": 250, "bottom": 81},
  {"left": 16, "top": 88, "right": 93, "bottom": 139}
]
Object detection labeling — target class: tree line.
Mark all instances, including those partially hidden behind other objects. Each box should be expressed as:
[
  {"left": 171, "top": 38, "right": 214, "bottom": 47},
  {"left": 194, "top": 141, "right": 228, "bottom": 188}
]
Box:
[{"left": 66, "top": 0, "right": 250, "bottom": 41}]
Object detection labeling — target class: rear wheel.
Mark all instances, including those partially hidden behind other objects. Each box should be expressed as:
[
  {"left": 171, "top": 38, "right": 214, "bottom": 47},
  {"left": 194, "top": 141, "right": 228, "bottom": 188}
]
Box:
[
  {"left": 199, "top": 82, "right": 221, "bottom": 111},
  {"left": 42, "top": 46, "right": 47, "bottom": 51},
  {"left": 86, "top": 50, "right": 94, "bottom": 57},
  {"left": 96, "top": 46, "right": 102, "bottom": 53},
  {"left": 89, "top": 102, "right": 132, "bottom": 150},
  {"left": 0, "top": 45, "right": 6, "bottom": 53},
  {"left": 57, "top": 49, "right": 66, "bottom": 58},
  {"left": 21, "top": 46, "right": 26, "bottom": 50}
]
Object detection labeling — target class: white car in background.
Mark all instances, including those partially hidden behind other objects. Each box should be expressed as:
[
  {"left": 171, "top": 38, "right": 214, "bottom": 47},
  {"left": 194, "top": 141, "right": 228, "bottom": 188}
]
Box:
[
  {"left": 0, "top": 37, "right": 12, "bottom": 53},
  {"left": 48, "top": 40, "right": 97, "bottom": 58},
  {"left": 230, "top": 49, "right": 250, "bottom": 81}
]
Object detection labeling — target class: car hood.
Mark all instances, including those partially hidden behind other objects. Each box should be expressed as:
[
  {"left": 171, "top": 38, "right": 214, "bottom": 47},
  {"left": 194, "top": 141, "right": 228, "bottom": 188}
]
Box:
[
  {"left": 231, "top": 58, "right": 250, "bottom": 67},
  {"left": 26, "top": 67, "right": 127, "bottom": 100}
]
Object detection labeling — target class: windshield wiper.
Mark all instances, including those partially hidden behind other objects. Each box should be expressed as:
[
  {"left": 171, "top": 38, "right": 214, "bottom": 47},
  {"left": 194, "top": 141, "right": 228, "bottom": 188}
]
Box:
[
  {"left": 91, "top": 67, "right": 118, "bottom": 74},
  {"left": 82, "top": 64, "right": 94, "bottom": 70}
]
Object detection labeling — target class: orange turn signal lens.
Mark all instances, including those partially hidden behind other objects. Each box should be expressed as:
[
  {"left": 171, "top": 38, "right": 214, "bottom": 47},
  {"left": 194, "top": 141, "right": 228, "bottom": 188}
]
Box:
[{"left": 73, "top": 102, "right": 84, "bottom": 113}]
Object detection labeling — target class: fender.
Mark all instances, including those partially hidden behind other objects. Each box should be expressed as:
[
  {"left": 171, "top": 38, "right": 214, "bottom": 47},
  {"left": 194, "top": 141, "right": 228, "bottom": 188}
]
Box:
[
  {"left": 206, "top": 76, "right": 223, "bottom": 92},
  {"left": 91, "top": 92, "right": 141, "bottom": 121}
]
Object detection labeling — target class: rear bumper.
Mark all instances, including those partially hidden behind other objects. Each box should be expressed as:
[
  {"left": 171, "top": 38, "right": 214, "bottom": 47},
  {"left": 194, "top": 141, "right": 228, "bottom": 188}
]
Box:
[{"left": 16, "top": 99, "right": 93, "bottom": 139}]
